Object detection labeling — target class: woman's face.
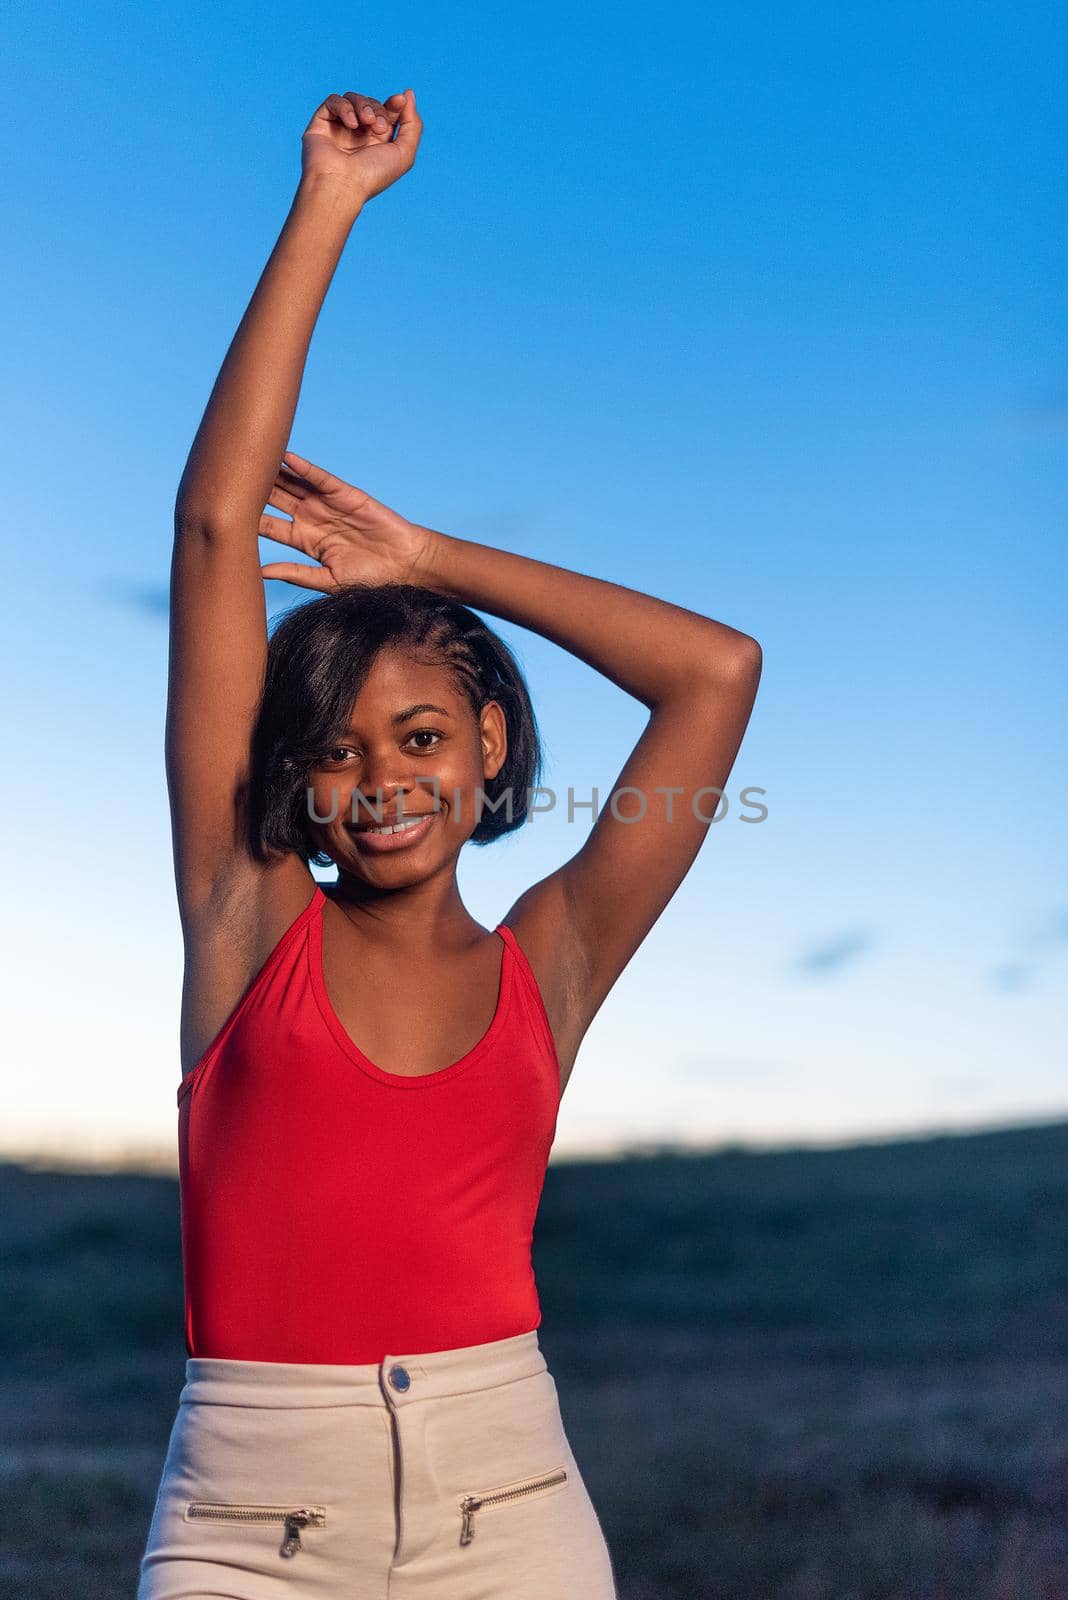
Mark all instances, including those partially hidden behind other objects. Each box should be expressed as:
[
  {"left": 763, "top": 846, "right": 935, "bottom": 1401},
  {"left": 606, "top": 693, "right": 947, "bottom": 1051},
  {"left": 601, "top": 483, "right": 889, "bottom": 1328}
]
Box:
[{"left": 305, "top": 646, "right": 507, "bottom": 888}]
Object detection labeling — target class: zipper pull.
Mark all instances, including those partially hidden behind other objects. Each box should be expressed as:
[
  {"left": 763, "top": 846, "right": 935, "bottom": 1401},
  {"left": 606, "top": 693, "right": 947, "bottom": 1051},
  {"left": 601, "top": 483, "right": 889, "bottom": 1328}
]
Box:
[
  {"left": 281, "top": 1508, "right": 312, "bottom": 1557},
  {"left": 459, "top": 1494, "right": 483, "bottom": 1546}
]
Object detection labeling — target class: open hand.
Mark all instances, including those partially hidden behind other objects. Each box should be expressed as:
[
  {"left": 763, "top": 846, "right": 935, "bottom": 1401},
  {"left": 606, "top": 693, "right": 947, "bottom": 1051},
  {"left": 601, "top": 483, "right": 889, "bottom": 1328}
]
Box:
[
  {"left": 301, "top": 88, "right": 422, "bottom": 207},
  {"left": 259, "top": 451, "right": 436, "bottom": 591}
]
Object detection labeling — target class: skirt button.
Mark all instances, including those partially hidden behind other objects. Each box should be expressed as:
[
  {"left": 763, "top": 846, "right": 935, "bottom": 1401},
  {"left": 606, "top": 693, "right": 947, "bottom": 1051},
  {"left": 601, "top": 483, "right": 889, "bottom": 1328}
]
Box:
[{"left": 388, "top": 1365, "right": 411, "bottom": 1391}]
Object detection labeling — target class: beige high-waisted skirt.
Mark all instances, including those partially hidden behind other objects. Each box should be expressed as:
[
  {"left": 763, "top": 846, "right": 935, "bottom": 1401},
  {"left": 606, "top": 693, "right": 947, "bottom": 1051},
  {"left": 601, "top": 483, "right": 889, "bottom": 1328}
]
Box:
[{"left": 136, "top": 1328, "right": 619, "bottom": 1598}]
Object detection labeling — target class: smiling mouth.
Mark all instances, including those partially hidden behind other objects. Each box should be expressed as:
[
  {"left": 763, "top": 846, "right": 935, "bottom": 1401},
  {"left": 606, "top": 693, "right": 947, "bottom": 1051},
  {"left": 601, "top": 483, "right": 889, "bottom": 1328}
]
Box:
[
  {"left": 349, "top": 810, "right": 439, "bottom": 855},
  {"left": 354, "top": 814, "right": 434, "bottom": 836}
]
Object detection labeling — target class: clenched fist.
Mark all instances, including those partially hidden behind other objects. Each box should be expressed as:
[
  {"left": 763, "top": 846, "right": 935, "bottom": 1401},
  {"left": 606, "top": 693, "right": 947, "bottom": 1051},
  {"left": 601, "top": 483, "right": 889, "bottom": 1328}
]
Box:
[{"left": 301, "top": 88, "right": 423, "bottom": 209}]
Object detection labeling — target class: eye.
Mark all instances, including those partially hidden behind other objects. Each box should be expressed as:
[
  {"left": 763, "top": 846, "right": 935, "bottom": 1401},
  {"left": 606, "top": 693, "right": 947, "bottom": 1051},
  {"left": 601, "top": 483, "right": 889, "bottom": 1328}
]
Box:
[
  {"left": 407, "top": 728, "right": 444, "bottom": 751},
  {"left": 323, "top": 744, "right": 359, "bottom": 764}
]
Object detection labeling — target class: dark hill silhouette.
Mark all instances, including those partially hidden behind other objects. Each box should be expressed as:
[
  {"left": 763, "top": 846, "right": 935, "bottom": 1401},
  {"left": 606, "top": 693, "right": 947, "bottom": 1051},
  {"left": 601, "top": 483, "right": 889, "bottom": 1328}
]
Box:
[{"left": 3, "top": 1118, "right": 1068, "bottom": 1597}]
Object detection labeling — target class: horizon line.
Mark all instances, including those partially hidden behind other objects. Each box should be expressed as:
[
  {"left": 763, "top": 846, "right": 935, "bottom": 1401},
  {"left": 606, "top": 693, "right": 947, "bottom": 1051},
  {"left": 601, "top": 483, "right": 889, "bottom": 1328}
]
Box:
[{"left": 3, "top": 1109, "right": 1067, "bottom": 1178}]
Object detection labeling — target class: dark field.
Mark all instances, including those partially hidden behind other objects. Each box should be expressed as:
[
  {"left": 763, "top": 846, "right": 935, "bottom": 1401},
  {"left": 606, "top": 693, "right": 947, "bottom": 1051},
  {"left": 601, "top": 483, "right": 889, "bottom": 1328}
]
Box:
[{"left": 3, "top": 1120, "right": 1068, "bottom": 1599}]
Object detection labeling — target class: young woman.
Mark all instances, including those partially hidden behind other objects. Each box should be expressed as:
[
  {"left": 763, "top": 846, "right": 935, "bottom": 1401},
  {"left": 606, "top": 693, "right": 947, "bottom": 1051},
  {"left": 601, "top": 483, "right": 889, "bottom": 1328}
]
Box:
[{"left": 137, "top": 87, "right": 762, "bottom": 1599}]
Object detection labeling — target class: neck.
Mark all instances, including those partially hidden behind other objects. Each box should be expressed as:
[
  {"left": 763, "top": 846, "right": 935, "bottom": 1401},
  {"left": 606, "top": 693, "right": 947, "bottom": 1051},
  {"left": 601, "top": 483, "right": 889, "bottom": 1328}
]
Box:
[{"left": 325, "top": 865, "right": 485, "bottom": 949}]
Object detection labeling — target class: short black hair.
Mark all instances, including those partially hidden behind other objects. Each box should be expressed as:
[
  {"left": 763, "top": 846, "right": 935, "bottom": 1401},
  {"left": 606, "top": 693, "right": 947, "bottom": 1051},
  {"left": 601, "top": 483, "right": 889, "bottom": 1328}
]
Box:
[{"left": 248, "top": 583, "right": 543, "bottom": 866}]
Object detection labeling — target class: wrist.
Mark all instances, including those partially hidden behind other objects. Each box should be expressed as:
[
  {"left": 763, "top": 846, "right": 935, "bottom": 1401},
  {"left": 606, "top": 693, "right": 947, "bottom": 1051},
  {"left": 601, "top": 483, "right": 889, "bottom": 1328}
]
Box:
[
  {"left": 410, "top": 525, "right": 460, "bottom": 596},
  {"left": 295, "top": 171, "right": 367, "bottom": 225}
]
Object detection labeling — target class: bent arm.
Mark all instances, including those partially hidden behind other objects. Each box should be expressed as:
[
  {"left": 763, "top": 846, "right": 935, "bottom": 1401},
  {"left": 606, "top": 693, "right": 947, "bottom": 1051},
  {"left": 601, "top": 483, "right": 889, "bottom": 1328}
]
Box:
[
  {"left": 167, "top": 174, "right": 361, "bottom": 922},
  {"left": 420, "top": 531, "right": 757, "bottom": 707},
  {"left": 416, "top": 529, "right": 762, "bottom": 1045}
]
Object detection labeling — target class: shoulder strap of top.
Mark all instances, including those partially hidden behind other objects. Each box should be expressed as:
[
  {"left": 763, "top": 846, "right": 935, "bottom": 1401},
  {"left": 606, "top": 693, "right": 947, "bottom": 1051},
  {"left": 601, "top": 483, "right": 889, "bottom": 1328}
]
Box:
[{"left": 495, "top": 922, "right": 561, "bottom": 1073}]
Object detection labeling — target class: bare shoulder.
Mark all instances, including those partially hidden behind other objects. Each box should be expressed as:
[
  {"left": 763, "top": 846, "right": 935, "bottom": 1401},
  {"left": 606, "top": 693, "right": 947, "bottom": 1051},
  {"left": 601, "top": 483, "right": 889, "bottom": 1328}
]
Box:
[
  {"left": 177, "top": 854, "right": 320, "bottom": 1077},
  {"left": 499, "top": 875, "right": 596, "bottom": 1093}
]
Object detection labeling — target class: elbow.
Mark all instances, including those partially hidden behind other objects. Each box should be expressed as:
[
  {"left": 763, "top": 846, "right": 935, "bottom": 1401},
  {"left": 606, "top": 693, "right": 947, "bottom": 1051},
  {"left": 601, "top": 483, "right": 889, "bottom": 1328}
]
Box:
[
  {"left": 174, "top": 491, "right": 214, "bottom": 540},
  {"left": 173, "top": 502, "right": 250, "bottom": 545},
  {"left": 685, "top": 637, "right": 762, "bottom": 708},
  {"left": 653, "top": 630, "right": 762, "bottom": 709},
  {"left": 731, "top": 632, "right": 761, "bottom": 665},
  {"left": 739, "top": 634, "right": 763, "bottom": 678},
  {"left": 710, "top": 633, "right": 763, "bottom": 688}
]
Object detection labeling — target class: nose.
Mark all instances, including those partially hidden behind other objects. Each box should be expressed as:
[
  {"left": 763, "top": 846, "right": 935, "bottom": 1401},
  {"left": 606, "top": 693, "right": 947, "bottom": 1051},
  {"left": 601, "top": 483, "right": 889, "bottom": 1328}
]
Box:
[{"left": 353, "top": 750, "right": 416, "bottom": 825}]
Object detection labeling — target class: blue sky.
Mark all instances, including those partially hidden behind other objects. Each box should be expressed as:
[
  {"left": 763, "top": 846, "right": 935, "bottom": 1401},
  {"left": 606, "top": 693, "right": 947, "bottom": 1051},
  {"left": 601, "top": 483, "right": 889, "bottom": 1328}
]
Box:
[{"left": 1, "top": 0, "right": 1065, "bottom": 1166}]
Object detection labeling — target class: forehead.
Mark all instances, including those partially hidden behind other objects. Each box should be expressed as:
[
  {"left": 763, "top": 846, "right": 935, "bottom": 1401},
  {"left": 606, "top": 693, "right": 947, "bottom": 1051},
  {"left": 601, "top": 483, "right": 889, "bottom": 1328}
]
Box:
[{"left": 346, "top": 647, "right": 465, "bottom": 720}]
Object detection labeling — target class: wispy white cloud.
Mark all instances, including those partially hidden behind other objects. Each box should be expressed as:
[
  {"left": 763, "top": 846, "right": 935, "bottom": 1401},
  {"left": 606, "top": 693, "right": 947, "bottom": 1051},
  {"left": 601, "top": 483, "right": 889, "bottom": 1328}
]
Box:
[
  {"left": 986, "top": 905, "right": 1068, "bottom": 992},
  {"left": 99, "top": 579, "right": 169, "bottom": 617},
  {"left": 792, "top": 928, "right": 877, "bottom": 979}
]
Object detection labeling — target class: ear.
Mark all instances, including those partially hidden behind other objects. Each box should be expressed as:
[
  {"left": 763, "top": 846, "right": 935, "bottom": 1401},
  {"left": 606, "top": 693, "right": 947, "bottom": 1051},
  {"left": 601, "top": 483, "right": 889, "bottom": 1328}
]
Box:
[{"left": 479, "top": 700, "right": 508, "bottom": 782}]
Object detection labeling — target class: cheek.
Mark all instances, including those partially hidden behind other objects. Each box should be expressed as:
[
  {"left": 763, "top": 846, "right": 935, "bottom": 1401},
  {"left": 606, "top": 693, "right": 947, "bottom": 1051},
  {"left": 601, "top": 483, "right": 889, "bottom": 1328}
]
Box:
[
  {"left": 444, "top": 748, "right": 487, "bottom": 796},
  {"left": 421, "top": 738, "right": 480, "bottom": 784},
  {"left": 308, "top": 773, "right": 352, "bottom": 821},
  {"left": 419, "top": 752, "right": 484, "bottom": 820}
]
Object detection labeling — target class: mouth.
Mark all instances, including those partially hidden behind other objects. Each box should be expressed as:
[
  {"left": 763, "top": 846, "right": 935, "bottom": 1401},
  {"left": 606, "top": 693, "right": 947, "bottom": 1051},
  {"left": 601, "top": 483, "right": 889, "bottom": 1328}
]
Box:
[{"left": 348, "top": 810, "right": 440, "bottom": 854}]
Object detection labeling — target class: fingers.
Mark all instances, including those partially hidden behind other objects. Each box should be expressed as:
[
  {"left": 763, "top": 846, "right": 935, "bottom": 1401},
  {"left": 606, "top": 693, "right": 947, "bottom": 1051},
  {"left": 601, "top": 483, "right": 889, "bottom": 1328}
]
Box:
[
  {"left": 270, "top": 468, "right": 308, "bottom": 510},
  {"left": 323, "top": 92, "right": 394, "bottom": 136},
  {"left": 258, "top": 512, "right": 303, "bottom": 543},
  {"left": 324, "top": 93, "right": 360, "bottom": 131},
  {"left": 265, "top": 480, "right": 300, "bottom": 513},
  {"left": 280, "top": 449, "right": 339, "bottom": 492},
  {"left": 261, "top": 561, "right": 337, "bottom": 593},
  {"left": 271, "top": 476, "right": 303, "bottom": 508},
  {"left": 341, "top": 90, "right": 393, "bottom": 134},
  {"left": 392, "top": 88, "right": 422, "bottom": 154},
  {"left": 317, "top": 89, "right": 420, "bottom": 159}
]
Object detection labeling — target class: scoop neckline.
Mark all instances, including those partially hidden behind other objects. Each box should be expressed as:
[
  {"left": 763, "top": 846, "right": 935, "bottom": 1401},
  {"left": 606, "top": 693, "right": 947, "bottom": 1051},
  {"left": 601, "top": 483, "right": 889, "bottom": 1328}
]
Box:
[{"left": 308, "top": 885, "right": 514, "bottom": 1088}]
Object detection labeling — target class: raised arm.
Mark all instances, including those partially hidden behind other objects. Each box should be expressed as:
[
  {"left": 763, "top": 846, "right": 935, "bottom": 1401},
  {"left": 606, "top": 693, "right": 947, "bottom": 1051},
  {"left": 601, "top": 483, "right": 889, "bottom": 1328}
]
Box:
[
  {"left": 253, "top": 463, "right": 761, "bottom": 1081},
  {"left": 166, "top": 88, "right": 421, "bottom": 928},
  {"left": 418, "top": 529, "right": 762, "bottom": 1045}
]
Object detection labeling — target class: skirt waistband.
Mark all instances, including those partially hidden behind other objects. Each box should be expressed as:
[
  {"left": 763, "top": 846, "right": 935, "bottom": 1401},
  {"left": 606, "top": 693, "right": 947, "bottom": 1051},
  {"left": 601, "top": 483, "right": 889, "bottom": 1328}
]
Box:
[{"left": 179, "top": 1327, "right": 548, "bottom": 1409}]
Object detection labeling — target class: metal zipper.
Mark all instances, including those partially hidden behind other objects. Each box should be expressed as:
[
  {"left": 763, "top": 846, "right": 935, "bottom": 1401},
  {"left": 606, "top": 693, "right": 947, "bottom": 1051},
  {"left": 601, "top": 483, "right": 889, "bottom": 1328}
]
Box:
[
  {"left": 459, "top": 1467, "right": 568, "bottom": 1546},
  {"left": 185, "top": 1502, "right": 326, "bottom": 1558}
]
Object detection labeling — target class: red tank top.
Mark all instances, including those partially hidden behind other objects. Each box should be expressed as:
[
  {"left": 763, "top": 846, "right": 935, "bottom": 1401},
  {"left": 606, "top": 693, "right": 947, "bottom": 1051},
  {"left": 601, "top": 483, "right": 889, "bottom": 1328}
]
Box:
[{"left": 176, "top": 884, "right": 562, "bottom": 1364}]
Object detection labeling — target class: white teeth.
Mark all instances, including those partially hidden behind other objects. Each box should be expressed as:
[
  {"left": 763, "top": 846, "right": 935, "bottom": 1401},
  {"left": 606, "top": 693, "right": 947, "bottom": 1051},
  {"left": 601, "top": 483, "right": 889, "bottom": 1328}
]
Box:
[{"left": 364, "top": 816, "right": 428, "bottom": 836}]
